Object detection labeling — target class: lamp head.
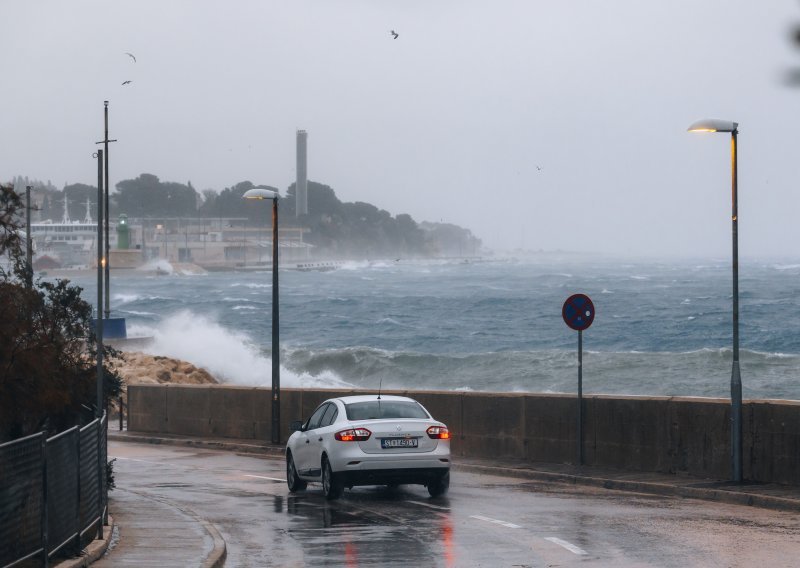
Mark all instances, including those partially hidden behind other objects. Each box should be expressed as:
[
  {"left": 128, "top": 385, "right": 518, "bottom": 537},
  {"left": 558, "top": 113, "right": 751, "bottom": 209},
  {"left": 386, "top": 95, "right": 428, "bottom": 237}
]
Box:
[
  {"left": 242, "top": 188, "right": 278, "bottom": 200},
  {"left": 688, "top": 118, "right": 738, "bottom": 133}
]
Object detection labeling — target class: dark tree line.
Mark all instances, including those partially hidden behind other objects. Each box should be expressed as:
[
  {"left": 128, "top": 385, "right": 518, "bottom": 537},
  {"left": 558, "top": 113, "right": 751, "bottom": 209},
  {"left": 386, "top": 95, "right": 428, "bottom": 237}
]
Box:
[
  {"left": 16, "top": 172, "right": 482, "bottom": 258},
  {"left": 0, "top": 184, "right": 122, "bottom": 441},
  {"left": 282, "top": 181, "right": 431, "bottom": 257}
]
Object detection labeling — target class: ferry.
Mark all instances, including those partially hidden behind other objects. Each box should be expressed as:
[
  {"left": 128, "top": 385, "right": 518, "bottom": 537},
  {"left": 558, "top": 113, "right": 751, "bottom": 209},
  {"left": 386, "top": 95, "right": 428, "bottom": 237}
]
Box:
[{"left": 30, "top": 197, "right": 113, "bottom": 269}]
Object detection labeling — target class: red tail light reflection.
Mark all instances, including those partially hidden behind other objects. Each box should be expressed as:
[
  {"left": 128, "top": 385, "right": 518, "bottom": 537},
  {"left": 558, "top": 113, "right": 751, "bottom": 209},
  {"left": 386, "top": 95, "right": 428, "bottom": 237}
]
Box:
[
  {"left": 427, "top": 425, "right": 450, "bottom": 440},
  {"left": 335, "top": 428, "right": 371, "bottom": 442}
]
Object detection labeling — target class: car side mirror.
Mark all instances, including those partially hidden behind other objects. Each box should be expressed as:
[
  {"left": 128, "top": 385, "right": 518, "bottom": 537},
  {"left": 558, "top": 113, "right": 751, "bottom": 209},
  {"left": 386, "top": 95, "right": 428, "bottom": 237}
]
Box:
[{"left": 289, "top": 420, "right": 304, "bottom": 432}]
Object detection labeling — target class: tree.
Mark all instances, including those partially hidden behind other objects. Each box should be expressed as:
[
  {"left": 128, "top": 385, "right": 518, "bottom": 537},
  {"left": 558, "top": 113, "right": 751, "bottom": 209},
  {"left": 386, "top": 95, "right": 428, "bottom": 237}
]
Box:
[
  {"left": 198, "top": 181, "right": 280, "bottom": 224},
  {"left": 113, "top": 174, "right": 199, "bottom": 218},
  {"left": 40, "top": 194, "right": 52, "bottom": 220},
  {"left": 419, "top": 221, "right": 481, "bottom": 256},
  {"left": 0, "top": 184, "right": 122, "bottom": 441}
]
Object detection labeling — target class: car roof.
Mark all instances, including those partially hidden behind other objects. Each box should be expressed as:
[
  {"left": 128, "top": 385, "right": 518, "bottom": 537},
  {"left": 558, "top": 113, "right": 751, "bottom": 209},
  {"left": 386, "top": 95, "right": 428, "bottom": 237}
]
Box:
[{"left": 331, "top": 395, "right": 418, "bottom": 404}]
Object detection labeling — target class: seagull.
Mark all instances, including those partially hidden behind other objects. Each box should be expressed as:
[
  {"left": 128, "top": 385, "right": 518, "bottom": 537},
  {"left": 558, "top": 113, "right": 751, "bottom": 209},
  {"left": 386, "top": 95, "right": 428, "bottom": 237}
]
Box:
[
  {"left": 390, "top": 30, "right": 398, "bottom": 39},
  {"left": 125, "top": 52, "right": 136, "bottom": 63},
  {"left": 122, "top": 80, "right": 132, "bottom": 85},
  {"left": 536, "top": 165, "right": 542, "bottom": 171}
]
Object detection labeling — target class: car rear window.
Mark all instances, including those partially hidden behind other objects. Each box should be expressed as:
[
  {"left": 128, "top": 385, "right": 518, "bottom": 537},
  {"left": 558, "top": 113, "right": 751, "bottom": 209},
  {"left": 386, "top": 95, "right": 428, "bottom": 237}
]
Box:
[{"left": 344, "top": 401, "right": 430, "bottom": 421}]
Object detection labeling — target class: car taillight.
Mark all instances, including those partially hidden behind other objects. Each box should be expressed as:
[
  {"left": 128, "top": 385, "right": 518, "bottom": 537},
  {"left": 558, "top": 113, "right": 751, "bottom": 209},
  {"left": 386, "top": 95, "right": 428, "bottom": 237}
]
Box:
[
  {"left": 427, "top": 426, "right": 450, "bottom": 440},
  {"left": 335, "top": 428, "right": 371, "bottom": 442}
]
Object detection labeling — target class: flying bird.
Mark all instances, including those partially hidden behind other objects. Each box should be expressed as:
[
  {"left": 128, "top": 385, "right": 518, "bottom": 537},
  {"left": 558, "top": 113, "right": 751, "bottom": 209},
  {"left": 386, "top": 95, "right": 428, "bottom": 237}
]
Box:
[
  {"left": 125, "top": 52, "right": 136, "bottom": 63},
  {"left": 390, "top": 30, "right": 398, "bottom": 39},
  {"left": 122, "top": 80, "right": 132, "bottom": 85},
  {"left": 536, "top": 165, "right": 542, "bottom": 171}
]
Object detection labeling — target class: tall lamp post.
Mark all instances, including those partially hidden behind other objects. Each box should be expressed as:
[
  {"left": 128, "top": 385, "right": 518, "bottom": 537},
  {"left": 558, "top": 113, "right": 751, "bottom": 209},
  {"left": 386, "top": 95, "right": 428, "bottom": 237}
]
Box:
[
  {"left": 242, "top": 188, "right": 281, "bottom": 444},
  {"left": 688, "top": 118, "right": 742, "bottom": 483},
  {"left": 25, "top": 185, "right": 32, "bottom": 288}
]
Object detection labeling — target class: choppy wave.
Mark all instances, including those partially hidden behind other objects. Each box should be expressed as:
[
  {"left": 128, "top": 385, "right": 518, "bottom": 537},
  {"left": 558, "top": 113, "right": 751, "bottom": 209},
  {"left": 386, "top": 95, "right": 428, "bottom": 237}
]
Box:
[
  {"left": 113, "top": 293, "right": 168, "bottom": 303},
  {"left": 283, "top": 345, "right": 800, "bottom": 400},
  {"left": 61, "top": 258, "right": 800, "bottom": 399},
  {"left": 230, "top": 282, "right": 271, "bottom": 289}
]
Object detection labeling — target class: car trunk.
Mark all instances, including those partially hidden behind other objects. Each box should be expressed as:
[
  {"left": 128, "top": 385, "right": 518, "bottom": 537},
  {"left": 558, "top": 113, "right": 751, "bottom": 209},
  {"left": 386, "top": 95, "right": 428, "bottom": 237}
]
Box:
[{"left": 356, "top": 420, "right": 439, "bottom": 454}]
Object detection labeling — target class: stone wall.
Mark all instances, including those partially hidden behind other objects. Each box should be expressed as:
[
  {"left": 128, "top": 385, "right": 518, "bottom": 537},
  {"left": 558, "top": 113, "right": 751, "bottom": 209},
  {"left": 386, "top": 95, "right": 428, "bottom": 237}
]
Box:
[{"left": 128, "top": 385, "right": 800, "bottom": 485}]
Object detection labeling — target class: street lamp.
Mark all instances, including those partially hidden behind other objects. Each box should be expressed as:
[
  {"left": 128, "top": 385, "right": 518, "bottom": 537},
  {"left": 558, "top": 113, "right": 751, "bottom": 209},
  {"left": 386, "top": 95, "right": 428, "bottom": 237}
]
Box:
[
  {"left": 687, "top": 118, "right": 742, "bottom": 483},
  {"left": 242, "top": 188, "right": 281, "bottom": 444}
]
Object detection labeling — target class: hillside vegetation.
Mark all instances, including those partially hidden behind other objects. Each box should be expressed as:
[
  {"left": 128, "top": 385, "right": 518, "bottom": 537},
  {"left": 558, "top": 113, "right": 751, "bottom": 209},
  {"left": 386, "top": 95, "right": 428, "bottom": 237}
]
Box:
[{"left": 14, "top": 174, "right": 481, "bottom": 258}]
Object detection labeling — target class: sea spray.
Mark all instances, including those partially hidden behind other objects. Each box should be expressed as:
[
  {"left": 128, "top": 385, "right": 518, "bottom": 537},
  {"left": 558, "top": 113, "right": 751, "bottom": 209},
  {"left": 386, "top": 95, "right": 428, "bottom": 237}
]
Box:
[
  {"left": 137, "top": 259, "right": 175, "bottom": 274},
  {"left": 130, "top": 311, "right": 353, "bottom": 389}
]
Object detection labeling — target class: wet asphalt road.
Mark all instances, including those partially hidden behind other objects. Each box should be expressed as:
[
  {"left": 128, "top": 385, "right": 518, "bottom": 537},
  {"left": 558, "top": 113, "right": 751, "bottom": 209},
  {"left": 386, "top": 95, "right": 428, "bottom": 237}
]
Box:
[{"left": 109, "top": 441, "right": 800, "bottom": 567}]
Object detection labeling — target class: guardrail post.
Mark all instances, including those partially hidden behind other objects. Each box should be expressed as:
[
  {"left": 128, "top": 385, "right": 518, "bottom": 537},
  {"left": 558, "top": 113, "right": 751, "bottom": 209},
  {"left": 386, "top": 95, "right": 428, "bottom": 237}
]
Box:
[
  {"left": 102, "top": 413, "right": 108, "bottom": 526},
  {"left": 74, "top": 428, "right": 82, "bottom": 556},
  {"left": 40, "top": 432, "right": 49, "bottom": 568},
  {"left": 96, "top": 420, "right": 103, "bottom": 540}
]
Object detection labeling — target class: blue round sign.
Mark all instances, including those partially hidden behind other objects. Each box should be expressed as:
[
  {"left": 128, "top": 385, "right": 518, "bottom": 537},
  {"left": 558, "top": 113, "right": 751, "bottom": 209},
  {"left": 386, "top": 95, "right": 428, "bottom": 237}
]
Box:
[{"left": 562, "top": 294, "right": 595, "bottom": 331}]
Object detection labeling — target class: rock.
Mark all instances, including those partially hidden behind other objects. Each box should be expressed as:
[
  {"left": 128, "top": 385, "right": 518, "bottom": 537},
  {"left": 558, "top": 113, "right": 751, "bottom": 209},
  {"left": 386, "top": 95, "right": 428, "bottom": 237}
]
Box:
[{"left": 111, "top": 351, "right": 219, "bottom": 388}]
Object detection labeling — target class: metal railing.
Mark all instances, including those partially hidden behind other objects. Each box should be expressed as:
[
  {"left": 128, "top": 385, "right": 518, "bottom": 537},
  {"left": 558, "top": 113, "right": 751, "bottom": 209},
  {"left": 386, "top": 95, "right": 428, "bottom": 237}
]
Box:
[{"left": 0, "top": 413, "right": 107, "bottom": 568}]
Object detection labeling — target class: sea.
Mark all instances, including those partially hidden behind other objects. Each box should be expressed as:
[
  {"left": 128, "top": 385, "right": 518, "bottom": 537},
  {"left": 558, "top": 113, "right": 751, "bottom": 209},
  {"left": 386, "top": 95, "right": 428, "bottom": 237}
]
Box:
[{"left": 59, "top": 255, "right": 800, "bottom": 401}]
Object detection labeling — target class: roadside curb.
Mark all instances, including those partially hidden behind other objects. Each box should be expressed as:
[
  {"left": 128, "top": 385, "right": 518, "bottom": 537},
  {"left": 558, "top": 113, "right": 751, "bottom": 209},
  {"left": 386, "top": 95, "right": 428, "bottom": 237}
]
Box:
[
  {"left": 198, "top": 505, "right": 227, "bottom": 568},
  {"left": 454, "top": 463, "right": 800, "bottom": 514},
  {"left": 108, "top": 431, "right": 284, "bottom": 458},
  {"left": 52, "top": 515, "right": 114, "bottom": 568}
]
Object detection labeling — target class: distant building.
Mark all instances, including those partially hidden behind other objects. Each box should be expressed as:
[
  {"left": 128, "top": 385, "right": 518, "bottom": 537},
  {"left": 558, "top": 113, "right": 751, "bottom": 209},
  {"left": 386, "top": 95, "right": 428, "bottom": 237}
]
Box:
[
  {"left": 134, "top": 217, "right": 312, "bottom": 269},
  {"left": 296, "top": 130, "right": 308, "bottom": 216}
]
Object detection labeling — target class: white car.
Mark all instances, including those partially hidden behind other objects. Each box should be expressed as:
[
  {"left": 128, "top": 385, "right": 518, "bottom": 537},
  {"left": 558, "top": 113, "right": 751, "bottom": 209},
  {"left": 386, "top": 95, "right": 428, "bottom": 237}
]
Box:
[{"left": 285, "top": 394, "right": 451, "bottom": 500}]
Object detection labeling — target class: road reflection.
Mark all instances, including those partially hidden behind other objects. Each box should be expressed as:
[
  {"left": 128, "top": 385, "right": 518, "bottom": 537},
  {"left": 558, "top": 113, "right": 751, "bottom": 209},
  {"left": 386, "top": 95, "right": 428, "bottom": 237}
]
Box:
[
  {"left": 440, "top": 514, "right": 456, "bottom": 567},
  {"left": 281, "top": 488, "right": 456, "bottom": 566}
]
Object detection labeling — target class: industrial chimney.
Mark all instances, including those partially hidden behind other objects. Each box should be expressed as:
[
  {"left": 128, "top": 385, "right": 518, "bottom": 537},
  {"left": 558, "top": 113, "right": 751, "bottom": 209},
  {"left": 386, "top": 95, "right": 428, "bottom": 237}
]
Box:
[{"left": 296, "top": 130, "right": 308, "bottom": 216}]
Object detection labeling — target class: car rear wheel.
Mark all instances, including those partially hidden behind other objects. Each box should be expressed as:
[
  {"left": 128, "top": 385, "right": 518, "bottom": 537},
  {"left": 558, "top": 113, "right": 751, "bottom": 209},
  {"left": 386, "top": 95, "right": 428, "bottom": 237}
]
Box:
[
  {"left": 427, "top": 470, "right": 450, "bottom": 497},
  {"left": 286, "top": 453, "right": 307, "bottom": 492},
  {"left": 322, "top": 456, "right": 343, "bottom": 500}
]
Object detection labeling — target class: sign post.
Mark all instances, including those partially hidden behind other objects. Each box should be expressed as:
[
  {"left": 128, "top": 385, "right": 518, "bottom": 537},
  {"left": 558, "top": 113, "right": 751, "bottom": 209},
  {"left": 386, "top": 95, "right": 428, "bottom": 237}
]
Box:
[{"left": 562, "top": 293, "right": 595, "bottom": 466}]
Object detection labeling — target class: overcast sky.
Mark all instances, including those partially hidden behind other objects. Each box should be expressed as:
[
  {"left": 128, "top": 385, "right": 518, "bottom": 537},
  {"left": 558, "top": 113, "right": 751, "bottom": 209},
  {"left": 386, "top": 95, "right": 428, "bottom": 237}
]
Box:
[{"left": 3, "top": 1, "right": 800, "bottom": 257}]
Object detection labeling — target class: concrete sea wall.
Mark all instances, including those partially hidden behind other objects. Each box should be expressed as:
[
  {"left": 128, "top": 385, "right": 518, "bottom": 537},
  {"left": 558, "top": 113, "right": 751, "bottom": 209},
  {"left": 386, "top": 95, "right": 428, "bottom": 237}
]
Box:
[{"left": 128, "top": 385, "right": 800, "bottom": 485}]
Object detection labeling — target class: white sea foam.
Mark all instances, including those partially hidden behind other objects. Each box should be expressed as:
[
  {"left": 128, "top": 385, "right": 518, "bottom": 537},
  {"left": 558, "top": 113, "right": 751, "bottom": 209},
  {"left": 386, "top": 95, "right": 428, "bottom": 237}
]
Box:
[
  {"left": 114, "top": 293, "right": 143, "bottom": 303},
  {"left": 113, "top": 293, "right": 165, "bottom": 303},
  {"left": 136, "top": 310, "right": 352, "bottom": 388},
  {"left": 339, "top": 261, "right": 371, "bottom": 270},
  {"left": 126, "top": 323, "right": 156, "bottom": 338},
  {"left": 138, "top": 259, "right": 174, "bottom": 274},
  {"left": 120, "top": 310, "right": 156, "bottom": 317},
  {"left": 230, "top": 282, "right": 271, "bottom": 289}
]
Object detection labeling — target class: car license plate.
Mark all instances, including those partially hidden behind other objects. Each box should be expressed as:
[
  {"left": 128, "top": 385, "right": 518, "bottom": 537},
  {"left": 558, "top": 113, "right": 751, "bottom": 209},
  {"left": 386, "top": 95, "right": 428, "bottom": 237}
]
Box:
[{"left": 381, "top": 437, "right": 418, "bottom": 449}]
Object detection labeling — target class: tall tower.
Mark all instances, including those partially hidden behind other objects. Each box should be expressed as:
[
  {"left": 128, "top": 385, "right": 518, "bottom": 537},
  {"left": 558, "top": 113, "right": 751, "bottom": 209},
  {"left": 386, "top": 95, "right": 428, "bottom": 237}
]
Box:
[{"left": 296, "top": 130, "right": 308, "bottom": 216}]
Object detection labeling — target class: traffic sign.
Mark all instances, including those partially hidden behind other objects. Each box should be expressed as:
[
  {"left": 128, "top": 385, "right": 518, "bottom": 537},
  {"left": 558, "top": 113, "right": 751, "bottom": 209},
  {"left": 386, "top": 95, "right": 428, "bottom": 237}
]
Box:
[{"left": 562, "top": 294, "right": 595, "bottom": 331}]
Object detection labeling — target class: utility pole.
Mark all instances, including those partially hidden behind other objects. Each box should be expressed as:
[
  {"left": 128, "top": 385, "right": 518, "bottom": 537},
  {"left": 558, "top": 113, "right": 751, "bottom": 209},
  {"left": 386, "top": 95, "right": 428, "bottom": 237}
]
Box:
[
  {"left": 25, "top": 185, "right": 33, "bottom": 288},
  {"left": 94, "top": 150, "right": 104, "bottom": 415},
  {"left": 95, "top": 101, "right": 117, "bottom": 319}
]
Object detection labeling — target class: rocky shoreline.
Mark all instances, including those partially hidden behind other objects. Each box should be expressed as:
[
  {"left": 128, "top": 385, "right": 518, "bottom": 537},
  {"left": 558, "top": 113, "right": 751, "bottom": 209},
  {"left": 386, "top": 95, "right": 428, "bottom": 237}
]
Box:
[{"left": 112, "top": 351, "right": 219, "bottom": 387}]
